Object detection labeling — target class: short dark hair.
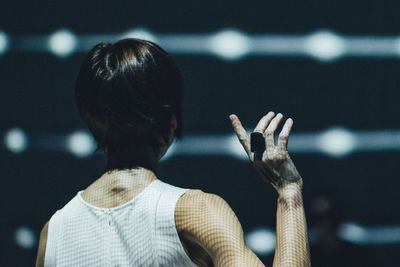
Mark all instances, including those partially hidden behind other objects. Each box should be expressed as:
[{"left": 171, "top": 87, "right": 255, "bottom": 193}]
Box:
[{"left": 74, "top": 38, "right": 184, "bottom": 156}]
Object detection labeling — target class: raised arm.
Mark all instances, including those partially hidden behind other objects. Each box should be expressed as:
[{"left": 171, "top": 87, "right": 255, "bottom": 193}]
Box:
[{"left": 230, "top": 112, "right": 311, "bottom": 267}]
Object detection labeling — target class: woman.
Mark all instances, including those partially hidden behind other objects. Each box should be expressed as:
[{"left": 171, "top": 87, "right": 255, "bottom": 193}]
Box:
[{"left": 36, "top": 38, "right": 310, "bottom": 266}]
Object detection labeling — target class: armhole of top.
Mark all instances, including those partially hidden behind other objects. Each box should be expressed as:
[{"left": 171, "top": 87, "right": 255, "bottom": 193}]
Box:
[
  {"left": 154, "top": 181, "right": 198, "bottom": 266},
  {"left": 171, "top": 189, "right": 196, "bottom": 265},
  {"left": 43, "top": 210, "right": 62, "bottom": 267}
]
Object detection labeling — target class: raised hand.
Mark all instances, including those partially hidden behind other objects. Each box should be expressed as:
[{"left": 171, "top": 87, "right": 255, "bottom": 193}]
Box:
[{"left": 229, "top": 112, "right": 302, "bottom": 192}]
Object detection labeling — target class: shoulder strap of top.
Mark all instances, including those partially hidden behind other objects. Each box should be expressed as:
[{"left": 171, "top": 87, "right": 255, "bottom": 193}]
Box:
[{"left": 44, "top": 209, "right": 62, "bottom": 267}]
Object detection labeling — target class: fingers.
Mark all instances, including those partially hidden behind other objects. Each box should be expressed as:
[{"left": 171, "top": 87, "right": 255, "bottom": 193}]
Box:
[
  {"left": 230, "top": 113, "right": 294, "bottom": 159},
  {"left": 264, "top": 113, "right": 284, "bottom": 147},
  {"left": 278, "top": 118, "right": 293, "bottom": 149},
  {"left": 253, "top": 111, "right": 275, "bottom": 133},
  {"left": 229, "top": 114, "right": 251, "bottom": 156}
]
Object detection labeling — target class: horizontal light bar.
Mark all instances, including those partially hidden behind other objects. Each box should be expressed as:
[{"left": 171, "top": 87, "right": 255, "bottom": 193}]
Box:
[
  {"left": 3, "top": 128, "right": 400, "bottom": 158},
  {"left": 167, "top": 128, "right": 400, "bottom": 159},
  {"left": 2, "top": 28, "right": 400, "bottom": 61},
  {"left": 246, "top": 222, "right": 400, "bottom": 256},
  {"left": 13, "top": 221, "right": 400, "bottom": 251}
]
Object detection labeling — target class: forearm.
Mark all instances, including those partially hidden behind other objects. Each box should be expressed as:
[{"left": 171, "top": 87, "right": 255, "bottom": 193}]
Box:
[{"left": 273, "top": 183, "right": 310, "bottom": 267}]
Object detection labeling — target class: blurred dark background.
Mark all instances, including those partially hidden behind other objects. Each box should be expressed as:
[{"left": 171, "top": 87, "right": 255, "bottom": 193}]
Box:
[{"left": 1, "top": 0, "right": 400, "bottom": 266}]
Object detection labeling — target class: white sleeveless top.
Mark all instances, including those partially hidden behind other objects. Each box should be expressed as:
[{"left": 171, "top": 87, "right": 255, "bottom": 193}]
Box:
[{"left": 44, "top": 179, "right": 198, "bottom": 267}]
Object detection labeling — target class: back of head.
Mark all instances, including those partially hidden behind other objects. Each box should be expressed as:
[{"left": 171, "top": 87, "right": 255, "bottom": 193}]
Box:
[{"left": 74, "top": 38, "right": 184, "bottom": 167}]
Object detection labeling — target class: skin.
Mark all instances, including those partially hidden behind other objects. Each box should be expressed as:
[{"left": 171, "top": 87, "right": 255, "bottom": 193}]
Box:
[{"left": 36, "top": 112, "right": 310, "bottom": 267}]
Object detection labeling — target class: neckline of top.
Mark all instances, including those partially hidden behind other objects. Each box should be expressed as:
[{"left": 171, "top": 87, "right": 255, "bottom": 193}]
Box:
[{"left": 77, "top": 179, "right": 160, "bottom": 212}]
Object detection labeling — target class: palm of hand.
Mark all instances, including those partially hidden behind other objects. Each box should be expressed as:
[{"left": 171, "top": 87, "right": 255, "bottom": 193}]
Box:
[{"left": 230, "top": 112, "right": 302, "bottom": 191}]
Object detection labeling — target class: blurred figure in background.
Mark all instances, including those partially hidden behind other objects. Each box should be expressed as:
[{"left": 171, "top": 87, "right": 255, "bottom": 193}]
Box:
[{"left": 310, "top": 188, "right": 378, "bottom": 267}]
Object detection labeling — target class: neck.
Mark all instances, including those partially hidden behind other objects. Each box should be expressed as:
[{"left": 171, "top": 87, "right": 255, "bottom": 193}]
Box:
[
  {"left": 101, "top": 167, "right": 158, "bottom": 193},
  {"left": 101, "top": 167, "right": 158, "bottom": 182},
  {"left": 103, "top": 145, "right": 159, "bottom": 173}
]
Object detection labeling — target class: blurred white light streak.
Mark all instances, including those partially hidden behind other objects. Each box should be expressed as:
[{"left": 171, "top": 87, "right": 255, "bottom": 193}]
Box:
[
  {"left": 338, "top": 222, "right": 367, "bottom": 242},
  {"left": 160, "top": 140, "right": 178, "bottom": 161},
  {"left": 245, "top": 228, "right": 276, "bottom": 255},
  {"left": 0, "top": 31, "right": 10, "bottom": 54},
  {"left": 48, "top": 29, "right": 77, "bottom": 57},
  {"left": 15, "top": 226, "right": 36, "bottom": 249},
  {"left": 356, "top": 130, "right": 400, "bottom": 151},
  {"left": 318, "top": 128, "right": 357, "bottom": 157},
  {"left": 66, "top": 131, "right": 95, "bottom": 158},
  {"left": 305, "top": 31, "right": 346, "bottom": 61},
  {"left": 227, "top": 135, "right": 249, "bottom": 159},
  {"left": 5, "top": 128, "right": 400, "bottom": 158},
  {"left": 10, "top": 29, "right": 400, "bottom": 61},
  {"left": 122, "top": 28, "right": 157, "bottom": 42},
  {"left": 338, "top": 222, "right": 400, "bottom": 245},
  {"left": 4, "top": 128, "right": 27, "bottom": 153},
  {"left": 246, "top": 222, "right": 400, "bottom": 256},
  {"left": 209, "top": 30, "right": 250, "bottom": 60}
]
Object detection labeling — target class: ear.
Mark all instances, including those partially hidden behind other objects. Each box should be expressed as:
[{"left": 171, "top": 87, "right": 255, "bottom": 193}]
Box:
[
  {"left": 170, "top": 116, "right": 178, "bottom": 131},
  {"left": 161, "top": 116, "right": 177, "bottom": 147}
]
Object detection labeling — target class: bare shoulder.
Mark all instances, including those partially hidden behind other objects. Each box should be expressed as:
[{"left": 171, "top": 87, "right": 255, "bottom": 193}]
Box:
[
  {"left": 176, "top": 189, "right": 228, "bottom": 210},
  {"left": 40, "top": 221, "right": 49, "bottom": 238},
  {"left": 175, "top": 189, "right": 240, "bottom": 234},
  {"left": 176, "top": 190, "right": 230, "bottom": 215}
]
